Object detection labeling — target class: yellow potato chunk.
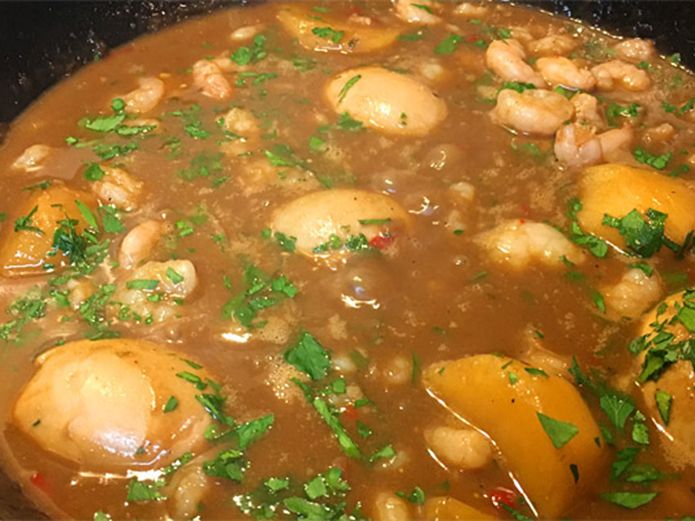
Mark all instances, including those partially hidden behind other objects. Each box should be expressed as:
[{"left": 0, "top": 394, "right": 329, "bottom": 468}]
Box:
[
  {"left": 578, "top": 163, "right": 695, "bottom": 251},
  {"left": 13, "top": 338, "right": 213, "bottom": 469},
  {"left": 325, "top": 67, "right": 448, "bottom": 136},
  {"left": 424, "top": 354, "right": 606, "bottom": 518},
  {"left": 276, "top": 5, "right": 400, "bottom": 54},
  {"left": 424, "top": 497, "right": 496, "bottom": 520},
  {"left": 635, "top": 292, "right": 695, "bottom": 469},
  {"left": 271, "top": 189, "right": 411, "bottom": 257},
  {"left": 0, "top": 183, "right": 97, "bottom": 277}
]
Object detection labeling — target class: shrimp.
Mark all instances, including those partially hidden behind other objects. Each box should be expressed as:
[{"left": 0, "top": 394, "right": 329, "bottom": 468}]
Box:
[
  {"left": 491, "top": 88, "right": 574, "bottom": 136},
  {"left": 476, "top": 219, "right": 585, "bottom": 269},
  {"left": 590, "top": 59, "right": 651, "bottom": 92},
  {"left": 553, "top": 123, "right": 603, "bottom": 168},
  {"left": 603, "top": 268, "right": 662, "bottom": 319},
  {"left": 527, "top": 34, "right": 579, "bottom": 57},
  {"left": 613, "top": 38, "right": 655, "bottom": 63},
  {"left": 11, "top": 144, "right": 51, "bottom": 172},
  {"left": 118, "top": 220, "right": 166, "bottom": 269},
  {"left": 485, "top": 39, "right": 546, "bottom": 88},
  {"left": 597, "top": 125, "right": 634, "bottom": 160},
  {"left": 192, "top": 60, "right": 232, "bottom": 100},
  {"left": 121, "top": 77, "right": 165, "bottom": 114},
  {"left": 91, "top": 166, "right": 144, "bottom": 211},
  {"left": 554, "top": 123, "right": 633, "bottom": 168},
  {"left": 535, "top": 57, "right": 596, "bottom": 91},
  {"left": 571, "top": 92, "right": 603, "bottom": 127},
  {"left": 393, "top": 0, "right": 441, "bottom": 25},
  {"left": 425, "top": 425, "right": 492, "bottom": 470},
  {"left": 229, "top": 24, "right": 264, "bottom": 41},
  {"left": 453, "top": 2, "right": 489, "bottom": 18}
]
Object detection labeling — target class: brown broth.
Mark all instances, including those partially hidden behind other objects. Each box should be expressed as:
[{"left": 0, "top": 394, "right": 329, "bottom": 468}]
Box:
[{"left": 1, "top": 2, "right": 695, "bottom": 520}]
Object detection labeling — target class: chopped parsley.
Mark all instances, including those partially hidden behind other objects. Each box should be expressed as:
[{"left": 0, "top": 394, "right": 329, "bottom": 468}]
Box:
[
  {"left": 231, "top": 34, "right": 268, "bottom": 65},
  {"left": 434, "top": 33, "right": 462, "bottom": 55},
  {"left": 163, "top": 396, "right": 179, "bottom": 413},
  {"left": 222, "top": 265, "right": 298, "bottom": 329},
  {"left": 311, "top": 26, "right": 344, "bottom": 44},
  {"left": 566, "top": 198, "right": 609, "bottom": 258},
  {"left": 500, "top": 81, "right": 536, "bottom": 93},
  {"left": 633, "top": 147, "right": 672, "bottom": 170},
  {"left": 285, "top": 332, "right": 331, "bottom": 381},
  {"left": 14, "top": 205, "right": 43, "bottom": 235},
  {"left": 602, "top": 208, "right": 679, "bottom": 258},
  {"left": 605, "top": 102, "right": 641, "bottom": 127},
  {"left": 536, "top": 412, "right": 579, "bottom": 448},
  {"left": 655, "top": 390, "right": 672, "bottom": 425},
  {"left": 338, "top": 75, "right": 362, "bottom": 104},
  {"left": 601, "top": 491, "right": 658, "bottom": 509}
]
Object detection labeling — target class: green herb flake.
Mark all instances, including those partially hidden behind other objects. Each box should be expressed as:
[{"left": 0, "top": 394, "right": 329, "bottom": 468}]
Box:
[
  {"left": 599, "top": 394, "right": 635, "bottom": 430},
  {"left": 600, "top": 491, "right": 658, "bottom": 509},
  {"left": 14, "top": 206, "right": 43, "bottom": 235},
  {"left": 285, "top": 332, "right": 330, "bottom": 381},
  {"left": 338, "top": 74, "right": 362, "bottom": 104},
  {"left": 311, "top": 27, "right": 344, "bottom": 44},
  {"left": 435, "top": 34, "right": 462, "bottom": 55},
  {"left": 655, "top": 389, "right": 672, "bottom": 425},
  {"left": 369, "top": 444, "right": 396, "bottom": 463},
  {"left": 524, "top": 367, "right": 548, "bottom": 378},
  {"left": 633, "top": 147, "right": 672, "bottom": 170},
  {"left": 126, "top": 279, "right": 159, "bottom": 291},
  {"left": 163, "top": 395, "right": 179, "bottom": 413},
  {"left": 536, "top": 412, "right": 579, "bottom": 448},
  {"left": 264, "top": 476, "right": 291, "bottom": 493},
  {"left": 126, "top": 479, "right": 165, "bottom": 503},
  {"left": 397, "top": 486, "right": 426, "bottom": 505}
]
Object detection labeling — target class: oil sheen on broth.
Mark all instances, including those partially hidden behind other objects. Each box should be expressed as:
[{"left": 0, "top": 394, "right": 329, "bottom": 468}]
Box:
[{"left": 0, "top": 1, "right": 695, "bottom": 520}]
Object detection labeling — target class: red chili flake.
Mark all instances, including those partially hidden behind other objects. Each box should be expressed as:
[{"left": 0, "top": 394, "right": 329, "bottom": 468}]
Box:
[
  {"left": 488, "top": 486, "right": 518, "bottom": 510},
  {"left": 368, "top": 234, "right": 395, "bottom": 250},
  {"left": 30, "top": 472, "right": 50, "bottom": 494},
  {"left": 465, "top": 34, "right": 481, "bottom": 43},
  {"left": 341, "top": 404, "right": 359, "bottom": 421}
]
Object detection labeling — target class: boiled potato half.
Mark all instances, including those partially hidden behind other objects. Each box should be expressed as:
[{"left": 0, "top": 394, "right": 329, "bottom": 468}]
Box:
[
  {"left": 276, "top": 5, "right": 400, "bottom": 54},
  {"left": 13, "top": 338, "right": 213, "bottom": 469},
  {"left": 424, "top": 354, "right": 606, "bottom": 518},
  {"left": 0, "top": 183, "right": 97, "bottom": 277},
  {"left": 325, "top": 67, "right": 448, "bottom": 136},
  {"left": 578, "top": 163, "right": 695, "bottom": 253},
  {"left": 271, "top": 188, "right": 411, "bottom": 258},
  {"left": 634, "top": 291, "right": 695, "bottom": 469}
]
